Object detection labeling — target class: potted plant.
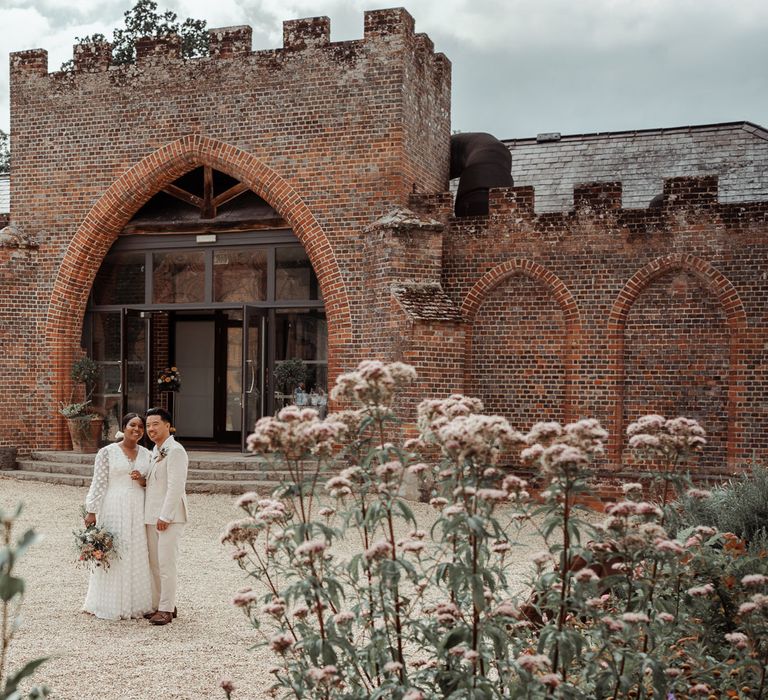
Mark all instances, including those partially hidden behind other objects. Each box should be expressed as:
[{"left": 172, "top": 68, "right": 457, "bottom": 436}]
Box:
[
  {"left": 273, "top": 358, "right": 308, "bottom": 406},
  {"left": 59, "top": 356, "right": 103, "bottom": 453}
]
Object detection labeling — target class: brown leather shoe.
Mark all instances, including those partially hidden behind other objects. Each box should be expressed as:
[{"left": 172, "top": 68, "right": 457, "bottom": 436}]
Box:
[
  {"left": 144, "top": 607, "right": 176, "bottom": 620},
  {"left": 149, "top": 611, "right": 173, "bottom": 625}
]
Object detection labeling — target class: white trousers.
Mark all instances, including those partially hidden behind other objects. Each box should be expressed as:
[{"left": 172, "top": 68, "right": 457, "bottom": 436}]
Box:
[{"left": 146, "top": 523, "right": 185, "bottom": 613}]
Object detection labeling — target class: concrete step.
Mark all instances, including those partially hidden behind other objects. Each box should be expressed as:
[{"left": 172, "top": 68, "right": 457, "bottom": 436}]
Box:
[
  {"left": 1, "top": 471, "right": 90, "bottom": 488},
  {"left": 29, "top": 451, "right": 314, "bottom": 472},
  {"left": 16, "top": 460, "right": 307, "bottom": 482},
  {"left": 1, "top": 471, "right": 276, "bottom": 495}
]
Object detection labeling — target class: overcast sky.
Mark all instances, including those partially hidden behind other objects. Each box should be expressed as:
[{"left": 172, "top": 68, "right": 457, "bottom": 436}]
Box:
[{"left": 1, "top": 0, "right": 767, "bottom": 139}]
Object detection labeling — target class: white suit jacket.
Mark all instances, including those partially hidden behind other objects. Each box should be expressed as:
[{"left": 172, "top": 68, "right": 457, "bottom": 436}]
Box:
[{"left": 144, "top": 435, "right": 189, "bottom": 524}]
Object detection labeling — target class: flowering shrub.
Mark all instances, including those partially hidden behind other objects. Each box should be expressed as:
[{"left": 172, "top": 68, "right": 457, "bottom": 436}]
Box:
[{"left": 222, "top": 361, "right": 768, "bottom": 699}]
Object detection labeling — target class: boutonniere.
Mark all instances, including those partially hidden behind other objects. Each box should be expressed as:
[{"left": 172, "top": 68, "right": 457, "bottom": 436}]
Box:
[{"left": 159, "top": 446, "right": 170, "bottom": 460}]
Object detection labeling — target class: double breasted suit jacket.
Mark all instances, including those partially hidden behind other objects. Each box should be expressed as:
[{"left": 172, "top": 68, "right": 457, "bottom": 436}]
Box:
[{"left": 144, "top": 436, "right": 189, "bottom": 525}]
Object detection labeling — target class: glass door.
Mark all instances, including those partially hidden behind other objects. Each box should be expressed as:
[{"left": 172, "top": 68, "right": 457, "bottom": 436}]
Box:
[
  {"left": 121, "top": 308, "right": 151, "bottom": 419},
  {"left": 89, "top": 308, "right": 150, "bottom": 439},
  {"left": 241, "top": 306, "right": 267, "bottom": 452}
]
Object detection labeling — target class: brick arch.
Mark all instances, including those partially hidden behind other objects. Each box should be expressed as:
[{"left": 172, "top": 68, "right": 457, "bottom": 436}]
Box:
[
  {"left": 607, "top": 254, "right": 747, "bottom": 467},
  {"left": 461, "top": 259, "right": 582, "bottom": 422},
  {"left": 46, "top": 134, "right": 351, "bottom": 447}
]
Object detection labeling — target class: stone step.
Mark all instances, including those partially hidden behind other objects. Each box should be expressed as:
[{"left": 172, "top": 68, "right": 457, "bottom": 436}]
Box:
[
  {"left": 2, "top": 471, "right": 90, "bottom": 488},
  {"left": 29, "top": 451, "right": 313, "bottom": 471},
  {"left": 16, "top": 460, "right": 313, "bottom": 482},
  {"left": 1, "top": 471, "right": 276, "bottom": 495}
]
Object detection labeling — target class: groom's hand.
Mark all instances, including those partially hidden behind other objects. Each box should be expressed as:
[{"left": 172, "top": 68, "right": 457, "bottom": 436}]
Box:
[{"left": 156, "top": 519, "right": 169, "bottom": 531}]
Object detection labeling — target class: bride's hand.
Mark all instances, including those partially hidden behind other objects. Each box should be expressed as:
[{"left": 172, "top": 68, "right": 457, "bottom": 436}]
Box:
[{"left": 84, "top": 512, "right": 96, "bottom": 527}]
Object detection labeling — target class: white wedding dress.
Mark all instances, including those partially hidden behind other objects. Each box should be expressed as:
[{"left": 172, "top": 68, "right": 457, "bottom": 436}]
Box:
[{"left": 83, "top": 442, "right": 154, "bottom": 620}]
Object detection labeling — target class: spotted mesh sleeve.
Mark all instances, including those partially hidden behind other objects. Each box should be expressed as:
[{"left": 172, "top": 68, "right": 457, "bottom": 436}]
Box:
[{"left": 85, "top": 447, "right": 110, "bottom": 513}]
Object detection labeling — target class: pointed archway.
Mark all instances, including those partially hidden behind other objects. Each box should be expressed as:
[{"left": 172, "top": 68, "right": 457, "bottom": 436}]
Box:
[{"left": 45, "top": 134, "right": 351, "bottom": 447}]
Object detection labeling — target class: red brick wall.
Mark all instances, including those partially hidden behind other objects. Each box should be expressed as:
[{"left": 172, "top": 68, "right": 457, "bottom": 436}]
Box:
[
  {"left": 469, "top": 274, "right": 568, "bottom": 428},
  {"left": 410, "top": 177, "right": 768, "bottom": 477},
  {"left": 3, "top": 9, "right": 450, "bottom": 450},
  {"left": 2, "top": 6, "right": 767, "bottom": 489},
  {"left": 621, "top": 271, "right": 730, "bottom": 473}
]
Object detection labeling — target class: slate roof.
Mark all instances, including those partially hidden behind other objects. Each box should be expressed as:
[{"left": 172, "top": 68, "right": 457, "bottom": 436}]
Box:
[
  {"left": 501, "top": 121, "right": 768, "bottom": 213},
  {"left": 0, "top": 174, "right": 9, "bottom": 214}
]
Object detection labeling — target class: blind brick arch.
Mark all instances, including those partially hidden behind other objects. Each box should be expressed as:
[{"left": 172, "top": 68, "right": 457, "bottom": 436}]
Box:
[
  {"left": 461, "top": 259, "right": 582, "bottom": 425},
  {"left": 607, "top": 254, "right": 747, "bottom": 468},
  {"left": 45, "top": 134, "right": 351, "bottom": 447}
]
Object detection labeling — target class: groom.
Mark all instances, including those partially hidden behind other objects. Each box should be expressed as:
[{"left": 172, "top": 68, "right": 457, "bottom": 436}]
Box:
[{"left": 143, "top": 407, "right": 189, "bottom": 626}]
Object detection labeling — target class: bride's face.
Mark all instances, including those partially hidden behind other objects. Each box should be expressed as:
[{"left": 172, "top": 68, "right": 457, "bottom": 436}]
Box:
[{"left": 124, "top": 416, "right": 145, "bottom": 442}]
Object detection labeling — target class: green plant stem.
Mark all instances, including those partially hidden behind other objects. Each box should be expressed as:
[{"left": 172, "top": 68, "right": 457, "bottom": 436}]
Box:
[
  {"left": 551, "top": 479, "right": 572, "bottom": 685},
  {"left": 385, "top": 502, "right": 406, "bottom": 681},
  {"left": 0, "top": 520, "right": 12, "bottom": 688}
]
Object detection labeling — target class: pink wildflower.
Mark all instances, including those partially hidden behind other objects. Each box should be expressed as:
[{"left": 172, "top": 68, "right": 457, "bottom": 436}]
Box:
[
  {"left": 516, "top": 653, "right": 551, "bottom": 672},
  {"left": 742, "top": 574, "right": 767, "bottom": 587},
  {"left": 725, "top": 632, "right": 749, "bottom": 649},
  {"left": 269, "top": 633, "right": 294, "bottom": 653},
  {"left": 687, "top": 584, "right": 714, "bottom": 597},
  {"left": 365, "top": 539, "right": 392, "bottom": 561}
]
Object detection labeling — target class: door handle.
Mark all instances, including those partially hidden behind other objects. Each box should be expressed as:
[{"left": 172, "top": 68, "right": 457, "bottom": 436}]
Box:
[
  {"left": 117, "top": 360, "right": 123, "bottom": 393},
  {"left": 246, "top": 359, "right": 255, "bottom": 393}
]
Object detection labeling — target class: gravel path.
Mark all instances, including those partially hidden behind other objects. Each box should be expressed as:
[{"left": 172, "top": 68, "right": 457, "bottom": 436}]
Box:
[{"left": 1, "top": 477, "right": 545, "bottom": 700}]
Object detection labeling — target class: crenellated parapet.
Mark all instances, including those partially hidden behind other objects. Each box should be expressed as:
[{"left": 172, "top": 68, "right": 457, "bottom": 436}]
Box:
[
  {"left": 9, "top": 8, "right": 448, "bottom": 80},
  {"left": 443, "top": 176, "right": 768, "bottom": 235}
]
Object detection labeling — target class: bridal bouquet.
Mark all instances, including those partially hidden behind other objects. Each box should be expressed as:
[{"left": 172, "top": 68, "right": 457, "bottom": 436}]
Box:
[{"left": 74, "top": 523, "right": 117, "bottom": 570}]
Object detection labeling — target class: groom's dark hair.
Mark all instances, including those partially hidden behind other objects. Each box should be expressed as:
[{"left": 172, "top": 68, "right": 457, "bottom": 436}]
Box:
[{"left": 146, "top": 407, "right": 173, "bottom": 424}]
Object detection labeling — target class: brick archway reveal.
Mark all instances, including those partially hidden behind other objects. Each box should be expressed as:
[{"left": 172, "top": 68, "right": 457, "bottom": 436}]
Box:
[
  {"left": 607, "top": 254, "right": 747, "bottom": 467},
  {"left": 461, "top": 259, "right": 582, "bottom": 422},
  {"left": 45, "top": 134, "right": 351, "bottom": 448}
]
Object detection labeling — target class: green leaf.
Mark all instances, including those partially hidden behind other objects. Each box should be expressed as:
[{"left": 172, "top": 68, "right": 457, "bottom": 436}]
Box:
[
  {"left": 443, "top": 627, "right": 470, "bottom": 649},
  {"left": 0, "top": 575, "right": 24, "bottom": 601},
  {"left": 3, "top": 656, "right": 48, "bottom": 694},
  {"left": 14, "top": 529, "right": 41, "bottom": 559},
  {"left": 471, "top": 574, "right": 486, "bottom": 612}
]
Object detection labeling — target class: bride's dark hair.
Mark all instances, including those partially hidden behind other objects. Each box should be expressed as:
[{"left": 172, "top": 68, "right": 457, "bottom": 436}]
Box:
[{"left": 121, "top": 412, "right": 145, "bottom": 430}]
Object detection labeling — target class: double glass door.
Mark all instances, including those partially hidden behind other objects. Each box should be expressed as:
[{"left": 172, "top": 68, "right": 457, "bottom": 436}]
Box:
[{"left": 89, "top": 306, "right": 266, "bottom": 451}]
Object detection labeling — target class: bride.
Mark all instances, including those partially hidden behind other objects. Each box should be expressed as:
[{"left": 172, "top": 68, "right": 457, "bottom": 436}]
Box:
[{"left": 82, "top": 413, "right": 153, "bottom": 619}]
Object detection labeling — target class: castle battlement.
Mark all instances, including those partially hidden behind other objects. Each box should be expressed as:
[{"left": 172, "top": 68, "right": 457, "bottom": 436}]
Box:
[
  {"left": 10, "top": 8, "right": 449, "bottom": 81},
  {"left": 411, "top": 175, "right": 768, "bottom": 228}
]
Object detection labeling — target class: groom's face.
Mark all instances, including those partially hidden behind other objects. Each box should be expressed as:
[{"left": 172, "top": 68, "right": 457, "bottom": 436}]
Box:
[{"left": 146, "top": 416, "right": 171, "bottom": 444}]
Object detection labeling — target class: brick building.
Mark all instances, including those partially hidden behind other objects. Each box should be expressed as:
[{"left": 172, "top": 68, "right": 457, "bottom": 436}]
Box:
[{"left": 1, "top": 8, "right": 767, "bottom": 483}]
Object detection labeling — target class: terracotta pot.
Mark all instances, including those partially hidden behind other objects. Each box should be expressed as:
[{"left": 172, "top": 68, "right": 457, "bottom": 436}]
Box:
[{"left": 66, "top": 416, "right": 104, "bottom": 453}]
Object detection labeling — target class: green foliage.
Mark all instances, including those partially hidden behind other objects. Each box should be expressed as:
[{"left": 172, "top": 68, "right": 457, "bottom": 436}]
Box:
[
  {"left": 667, "top": 466, "right": 768, "bottom": 546},
  {"left": 273, "top": 358, "right": 308, "bottom": 394},
  {"left": 224, "top": 365, "right": 768, "bottom": 699},
  {"left": 61, "top": 0, "right": 208, "bottom": 69},
  {"left": 0, "top": 131, "right": 8, "bottom": 175},
  {"left": 59, "top": 357, "right": 100, "bottom": 418},
  {"left": 0, "top": 504, "right": 50, "bottom": 699},
  {"left": 70, "top": 357, "right": 99, "bottom": 393}
]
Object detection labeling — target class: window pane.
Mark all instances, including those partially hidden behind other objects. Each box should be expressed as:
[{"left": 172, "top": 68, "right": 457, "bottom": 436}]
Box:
[
  {"left": 275, "top": 310, "right": 327, "bottom": 361},
  {"left": 93, "top": 252, "right": 145, "bottom": 305},
  {"left": 91, "top": 312, "right": 121, "bottom": 362},
  {"left": 153, "top": 251, "right": 206, "bottom": 303},
  {"left": 275, "top": 247, "right": 320, "bottom": 300},
  {"left": 213, "top": 249, "right": 267, "bottom": 302}
]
